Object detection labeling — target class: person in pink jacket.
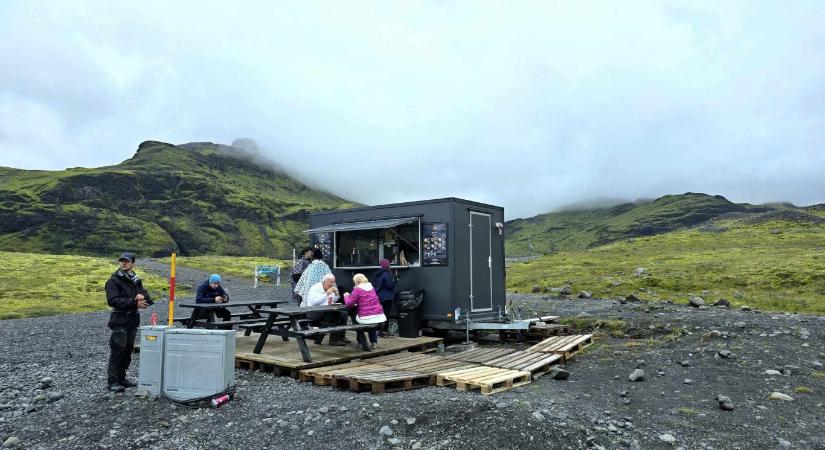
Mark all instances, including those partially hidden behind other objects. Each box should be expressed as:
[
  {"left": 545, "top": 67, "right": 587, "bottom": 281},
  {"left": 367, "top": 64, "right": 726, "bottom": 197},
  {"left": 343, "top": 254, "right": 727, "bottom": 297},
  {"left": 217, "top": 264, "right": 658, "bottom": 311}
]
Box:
[{"left": 343, "top": 273, "right": 387, "bottom": 348}]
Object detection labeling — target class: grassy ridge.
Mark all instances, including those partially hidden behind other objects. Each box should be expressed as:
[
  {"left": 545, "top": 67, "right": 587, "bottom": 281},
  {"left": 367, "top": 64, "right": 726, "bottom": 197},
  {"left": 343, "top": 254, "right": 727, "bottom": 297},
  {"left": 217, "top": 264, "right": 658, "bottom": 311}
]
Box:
[
  {"left": 0, "top": 140, "right": 357, "bottom": 257},
  {"left": 507, "top": 214, "right": 825, "bottom": 313},
  {"left": 158, "top": 255, "right": 291, "bottom": 281},
  {"left": 0, "top": 251, "right": 172, "bottom": 320},
  {"left": 505, "top": 193, "right": 769, "bottom": 256}
]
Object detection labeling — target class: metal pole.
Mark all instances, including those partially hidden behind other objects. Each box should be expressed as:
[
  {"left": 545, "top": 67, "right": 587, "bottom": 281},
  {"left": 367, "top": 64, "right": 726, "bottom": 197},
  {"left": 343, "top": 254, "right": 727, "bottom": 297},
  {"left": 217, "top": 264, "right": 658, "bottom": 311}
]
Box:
[{"left": 465, "top": 314, "right": 471, "bottom": 344}]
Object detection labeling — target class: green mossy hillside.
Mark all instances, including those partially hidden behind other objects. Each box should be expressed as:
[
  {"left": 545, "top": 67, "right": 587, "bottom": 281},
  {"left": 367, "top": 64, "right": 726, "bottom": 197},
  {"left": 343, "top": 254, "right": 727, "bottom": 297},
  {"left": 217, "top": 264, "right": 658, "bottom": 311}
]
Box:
[
  {"left": 507, "top": 213, "right": 825, "bottom": 314},
  {"left": 0, "top": 251, "right": 172, "bottom": 319},
  {"left": 159, "top": 255, "right": 291, "bottom": 282},
  {"left": 505, "top": 193, "right": 785, "bottom": 256},
  {"left": 0, "top": 141, "right": 357, "bottom": 257}
]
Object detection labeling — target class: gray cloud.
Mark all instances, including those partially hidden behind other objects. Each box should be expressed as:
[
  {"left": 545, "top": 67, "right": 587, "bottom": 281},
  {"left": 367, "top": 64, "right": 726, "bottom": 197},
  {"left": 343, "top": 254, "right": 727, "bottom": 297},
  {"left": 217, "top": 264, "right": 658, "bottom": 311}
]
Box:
[{"left": 1, "top": 1, "right": 823, "bottom": 218}]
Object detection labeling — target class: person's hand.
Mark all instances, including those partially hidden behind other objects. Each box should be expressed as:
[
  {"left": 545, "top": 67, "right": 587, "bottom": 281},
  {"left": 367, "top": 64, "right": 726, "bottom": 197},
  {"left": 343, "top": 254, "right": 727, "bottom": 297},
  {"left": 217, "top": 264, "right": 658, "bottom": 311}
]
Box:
[
  {"left": 136, "top": 298, "right": 149, "bottom": 309},
  {"left": 215, "top": 296, "right": 224, "bottom": 303},
  {"left": 135, "top": 293, "right": 145, "bottom": 301}
]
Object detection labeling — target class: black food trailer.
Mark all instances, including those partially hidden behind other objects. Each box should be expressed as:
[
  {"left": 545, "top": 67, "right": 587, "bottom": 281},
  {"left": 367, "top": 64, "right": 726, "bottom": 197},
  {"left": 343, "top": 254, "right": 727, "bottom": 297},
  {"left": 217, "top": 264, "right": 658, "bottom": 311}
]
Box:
[{"left": 306, "top": 197, "right": 529, "bottom": 336}]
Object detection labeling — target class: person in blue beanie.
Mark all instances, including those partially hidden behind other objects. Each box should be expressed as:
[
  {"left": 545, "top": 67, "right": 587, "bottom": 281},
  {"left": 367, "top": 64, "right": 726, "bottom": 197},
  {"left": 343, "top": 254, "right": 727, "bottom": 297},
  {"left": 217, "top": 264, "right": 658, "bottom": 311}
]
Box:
[{"left": 195, "top": 274, "right": 231, "bottom": 322}]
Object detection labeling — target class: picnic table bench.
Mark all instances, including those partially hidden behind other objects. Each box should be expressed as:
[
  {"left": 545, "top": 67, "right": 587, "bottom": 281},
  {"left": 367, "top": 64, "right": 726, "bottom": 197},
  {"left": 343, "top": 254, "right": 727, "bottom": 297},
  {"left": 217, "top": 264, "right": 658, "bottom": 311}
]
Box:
[
  {"left": 250, "top": 305, "right": 382, "bottom": 362},
  {"left": 178, "top": 299, "right": 290, "bottom": 329}
]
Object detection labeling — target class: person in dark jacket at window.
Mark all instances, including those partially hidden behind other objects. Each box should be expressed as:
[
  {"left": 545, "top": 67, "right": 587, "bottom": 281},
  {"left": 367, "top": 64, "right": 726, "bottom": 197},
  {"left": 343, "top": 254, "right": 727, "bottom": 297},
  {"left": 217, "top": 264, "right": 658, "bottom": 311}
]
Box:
[
  {"left": 195, "top": 274, "right": 231, "bottom": 322},
  {"left": 373, "top": 259, "right": 397, "bottom": 335},
  {"left": 105, "top": 252, "right": 152, "bottom": 393}
]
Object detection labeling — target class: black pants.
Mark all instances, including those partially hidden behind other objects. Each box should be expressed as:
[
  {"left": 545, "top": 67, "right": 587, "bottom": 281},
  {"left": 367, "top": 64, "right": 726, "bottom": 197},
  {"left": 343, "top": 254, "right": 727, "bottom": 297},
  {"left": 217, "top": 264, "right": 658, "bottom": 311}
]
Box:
[
  {"left": 107, "top": 326, "right": 137, "bottom": 385},
  {"left": 380, "top": 300, "right": 395, "bottom": 332},
  {"left": 194, "top": 308, "right": 232, "bottom": 322},
  {"left": 307, "top": 311, "right": 348, "bottom": 326},
  {"left": 308, "top": 311, "right": 348, "bottom": 343}
]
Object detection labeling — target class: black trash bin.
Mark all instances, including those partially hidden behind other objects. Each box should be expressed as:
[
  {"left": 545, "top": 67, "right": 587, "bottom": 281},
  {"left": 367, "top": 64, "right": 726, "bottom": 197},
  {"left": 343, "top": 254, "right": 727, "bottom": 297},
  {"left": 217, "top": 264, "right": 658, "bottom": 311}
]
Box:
[{"left": 395, "top": 289, "right": 424, "bottom": 338}]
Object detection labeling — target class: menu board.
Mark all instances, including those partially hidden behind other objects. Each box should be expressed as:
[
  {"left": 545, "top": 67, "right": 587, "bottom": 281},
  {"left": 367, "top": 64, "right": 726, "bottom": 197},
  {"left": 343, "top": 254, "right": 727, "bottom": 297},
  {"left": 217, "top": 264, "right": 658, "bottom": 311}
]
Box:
[
  {"left": 422, "top": 222, "right": 448, "bottom": 266},
  {"left": 312, "top": 232, "right": 334, "bottom": 265}
]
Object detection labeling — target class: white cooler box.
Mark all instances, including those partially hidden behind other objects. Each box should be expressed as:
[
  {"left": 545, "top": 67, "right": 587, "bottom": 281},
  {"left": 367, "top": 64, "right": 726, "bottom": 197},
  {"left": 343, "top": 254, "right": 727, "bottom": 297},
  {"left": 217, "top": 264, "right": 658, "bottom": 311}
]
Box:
[
  {"left": 162, "top": 328, "right": 235, "bottom": 401},
  {"left": 138, "top": 325, "right": 170, "bottom": 396}
]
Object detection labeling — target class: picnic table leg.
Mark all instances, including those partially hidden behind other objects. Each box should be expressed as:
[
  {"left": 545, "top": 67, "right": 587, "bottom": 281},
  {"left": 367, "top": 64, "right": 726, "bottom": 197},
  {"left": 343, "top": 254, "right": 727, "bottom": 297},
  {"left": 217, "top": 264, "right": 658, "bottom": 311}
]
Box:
[
  {"left": 187, "top": 309, "right": 198, "bottom": 329},
  {"left": 253, "top": 312, "right": 279, "bottom": 354},
  {"left": 247, "top": 306, "right": 261, "bottom": 318},
  {"left": 277, "top": 323, "right": 289, "bottom": 341},
  {"left": 296, "top": 336, "right": 313, "bottom": 362}
]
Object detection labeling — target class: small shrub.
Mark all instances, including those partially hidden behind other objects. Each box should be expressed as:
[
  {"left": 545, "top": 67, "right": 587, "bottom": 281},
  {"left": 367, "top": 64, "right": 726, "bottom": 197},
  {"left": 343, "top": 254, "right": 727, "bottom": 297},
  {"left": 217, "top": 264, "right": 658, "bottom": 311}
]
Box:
[{"left": 676, "top": 407, "right": 698, "bottom": 416}]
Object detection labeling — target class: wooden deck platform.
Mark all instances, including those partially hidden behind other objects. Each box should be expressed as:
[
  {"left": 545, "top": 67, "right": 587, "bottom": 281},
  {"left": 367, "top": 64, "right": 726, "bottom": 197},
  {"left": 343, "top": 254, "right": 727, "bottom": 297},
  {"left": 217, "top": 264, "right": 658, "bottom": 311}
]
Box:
[
  {"left": 526, "top": 334, "right": 594, "bottom": 361},
  {"left": 299, "top": 350, "right": 548, "bottom": 395},
  {"left": 436, "top": 366, "right": 532, "bottom": 395},
  {"left": 444, "top": 347, "right": 518, "bottom": 364},
  {"left": 234, "top": 331, "right": 442, "bottom": 377}
]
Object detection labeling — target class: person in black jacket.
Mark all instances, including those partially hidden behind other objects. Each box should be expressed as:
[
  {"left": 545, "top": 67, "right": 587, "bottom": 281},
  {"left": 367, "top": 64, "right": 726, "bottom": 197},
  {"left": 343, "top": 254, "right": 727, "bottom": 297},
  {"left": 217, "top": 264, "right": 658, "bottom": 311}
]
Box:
[
  {"left": 195, "top": 274, "right": 231, "bottom": 322},
  {"left": 373, "top": 259, "right": 397, "bottom": 335},
  {"left": 104, "top": 252, "right": 152, "bottom": 393}
]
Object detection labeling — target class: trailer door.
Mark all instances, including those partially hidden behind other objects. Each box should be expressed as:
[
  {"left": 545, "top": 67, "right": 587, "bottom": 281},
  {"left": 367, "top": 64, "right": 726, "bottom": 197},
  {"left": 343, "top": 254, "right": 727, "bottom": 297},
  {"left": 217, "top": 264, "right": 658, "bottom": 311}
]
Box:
[{"left": 469, "top": 211, "right": 492, "bottom": 311}]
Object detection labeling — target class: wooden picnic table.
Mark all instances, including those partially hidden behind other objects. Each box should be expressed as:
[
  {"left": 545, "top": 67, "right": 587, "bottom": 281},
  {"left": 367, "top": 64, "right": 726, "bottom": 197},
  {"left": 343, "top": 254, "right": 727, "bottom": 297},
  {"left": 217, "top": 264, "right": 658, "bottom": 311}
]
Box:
[
  {"left": 252, "top": 304, "right": 379, "bottom": 362},
  {"left": 178, "top": 299, "right": 291, "bottom": 329}
]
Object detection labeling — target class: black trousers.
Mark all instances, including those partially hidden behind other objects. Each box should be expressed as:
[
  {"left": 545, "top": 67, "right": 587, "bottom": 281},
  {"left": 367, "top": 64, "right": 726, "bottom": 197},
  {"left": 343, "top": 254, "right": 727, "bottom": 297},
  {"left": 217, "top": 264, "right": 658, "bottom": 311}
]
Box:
[
  {"left": 308, "top": 310, "right": 348, "bottom": 343},
  {"left": 107, "top": 326, "right": 137, "bottom": 385},
  {"left": 194, "top": 308, "right": 232, "bottom": 322},
  {"left": 307, "top": 310, "right": 348, "bottom": 326}
]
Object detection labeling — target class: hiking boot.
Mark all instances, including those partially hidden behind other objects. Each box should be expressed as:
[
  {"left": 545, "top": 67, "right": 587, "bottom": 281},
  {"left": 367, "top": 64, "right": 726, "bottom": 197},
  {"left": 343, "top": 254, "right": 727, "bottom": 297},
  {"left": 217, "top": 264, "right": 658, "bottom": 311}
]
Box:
[
  {"left": 108, "top": 383, "right": 125, "bottom": 393},
  {"left": 120, "top": 379, "right": 138, "bottom": 388}
]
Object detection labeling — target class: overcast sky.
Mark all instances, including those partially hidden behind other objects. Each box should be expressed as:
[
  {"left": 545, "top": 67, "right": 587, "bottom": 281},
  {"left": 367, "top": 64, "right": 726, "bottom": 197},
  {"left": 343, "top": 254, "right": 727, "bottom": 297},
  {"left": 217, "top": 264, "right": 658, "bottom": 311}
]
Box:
[{"left": 1, "top": 1, "right": 823, "bottom": 218}]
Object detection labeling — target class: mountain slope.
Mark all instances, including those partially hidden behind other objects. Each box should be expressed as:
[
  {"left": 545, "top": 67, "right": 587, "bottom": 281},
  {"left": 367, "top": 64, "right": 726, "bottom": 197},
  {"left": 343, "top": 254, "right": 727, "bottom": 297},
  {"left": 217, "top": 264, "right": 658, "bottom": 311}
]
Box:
[
  {"left": 506, "top": 209, "right": 825, "bottom": 313},
  {"left": 0, "top": 141, "right": 357, "bottom": 257},
  {"left": 504, "top": 193, "right": 781, "bottom": 256}
]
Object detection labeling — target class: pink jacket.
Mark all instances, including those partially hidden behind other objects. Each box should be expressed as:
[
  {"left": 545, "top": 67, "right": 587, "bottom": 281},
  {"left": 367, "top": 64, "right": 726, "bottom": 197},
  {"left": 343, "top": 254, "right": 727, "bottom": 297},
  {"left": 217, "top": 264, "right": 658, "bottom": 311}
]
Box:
[{"left": 344, "top": 283, "right": 384, "bottom": 318}]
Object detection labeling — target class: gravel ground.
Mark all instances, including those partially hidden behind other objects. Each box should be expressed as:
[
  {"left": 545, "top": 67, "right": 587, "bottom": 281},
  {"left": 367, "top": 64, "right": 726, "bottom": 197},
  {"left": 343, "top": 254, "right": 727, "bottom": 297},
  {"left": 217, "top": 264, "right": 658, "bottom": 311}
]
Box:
[{"left": 1, "top": 262, "right": 823, "bottom": 449}]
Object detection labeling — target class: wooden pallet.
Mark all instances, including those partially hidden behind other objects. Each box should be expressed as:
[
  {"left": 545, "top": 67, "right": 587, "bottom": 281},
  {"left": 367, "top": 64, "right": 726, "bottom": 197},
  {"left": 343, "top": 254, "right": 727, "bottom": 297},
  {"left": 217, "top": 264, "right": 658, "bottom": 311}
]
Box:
[
  {"left": 298, "top": 361, "right": 383, "bottom": 385},
  {"left": 368, "top": 352, "right": 480, "bottom": 375},
  {"left": 333, "top": 369, "right": 435, "bottom": 394},
  {"left": 444, "top": 348, "right": 518, "bottom": 364},
  {"left": 234, "top": 332, "right": 442, "bottom": 378},
  {"left": 500, "top": 323, "right": 572, "bottom": 342},
  {"left": 526, "top": 334, "right": 594, "bottom": 360},
  {"left": 483, "top": 351, "right": 563, "bottom": 379},
  {"left": 436, "top": 367, "right": 532, "bottom": 395},
  {"left": 528, "top": 323, "right": 571, "bottom": 337}
]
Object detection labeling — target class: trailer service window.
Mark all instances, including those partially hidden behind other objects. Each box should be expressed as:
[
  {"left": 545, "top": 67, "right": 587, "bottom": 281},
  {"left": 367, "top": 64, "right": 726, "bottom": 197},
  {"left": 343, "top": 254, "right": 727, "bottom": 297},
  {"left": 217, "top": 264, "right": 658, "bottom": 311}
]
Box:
[{"left": 334, "top": 220, "right": 420, "bottom": 269}]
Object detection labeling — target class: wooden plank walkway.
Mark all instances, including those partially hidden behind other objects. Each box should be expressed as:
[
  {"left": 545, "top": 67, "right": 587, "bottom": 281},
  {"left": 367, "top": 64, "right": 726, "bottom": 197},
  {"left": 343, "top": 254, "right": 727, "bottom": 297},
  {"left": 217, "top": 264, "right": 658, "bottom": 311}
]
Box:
[
  {"left": 235, "top": 332, "right": 442, "bottom": 378},
  {"left": 436, "top": 366, "right": 532, "bottom": 395},
  {"left": 299, "top": 350, "right": 550, "bottom": 395},
  {"left": 367, "top": 353, "right": 480, "bottom": 375},
  {"left": 526, "top": 334, "right": 594, "bottom": 360},
  {"left": 484, "top": 351, "right": 563, "bottom": 379},
  {"left": 298, "top": 361, "right": 384, "bottom": 385},
  {"left": 444, "top": 348, "right": 518, "bottom": 364},
  {"left": 333, "top": 369, "right": 435, "bottom": 394}
]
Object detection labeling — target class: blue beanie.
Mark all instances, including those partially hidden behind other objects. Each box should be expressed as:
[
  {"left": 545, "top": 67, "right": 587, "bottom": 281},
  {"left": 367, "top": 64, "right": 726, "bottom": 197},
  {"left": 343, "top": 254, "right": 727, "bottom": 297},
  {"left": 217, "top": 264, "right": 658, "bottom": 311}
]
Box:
[{"left": 209, "top": 274, "right": 221, "bottom": 284}]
